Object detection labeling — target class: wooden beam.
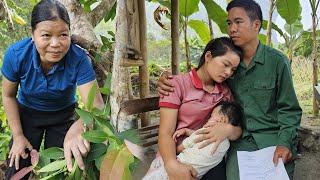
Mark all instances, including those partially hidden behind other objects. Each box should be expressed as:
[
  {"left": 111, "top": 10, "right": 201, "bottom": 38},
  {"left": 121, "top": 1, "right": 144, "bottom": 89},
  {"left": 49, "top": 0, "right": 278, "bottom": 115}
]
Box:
[
  {"left": 120, "top": 58, "right": 145, "bottom": 67},
  {"left": 120, "top": 97, "right": 159, "bottom": 115}
]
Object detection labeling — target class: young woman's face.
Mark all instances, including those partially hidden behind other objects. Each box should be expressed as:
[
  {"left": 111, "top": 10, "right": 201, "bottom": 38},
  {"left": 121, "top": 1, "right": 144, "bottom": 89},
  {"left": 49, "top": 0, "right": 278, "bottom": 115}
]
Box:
[
  {"left": 32, "top": 19, "right": 71, "bottom": 66},
  {"left": 205, "top": 50, "right": 240, "bottom": 83}
]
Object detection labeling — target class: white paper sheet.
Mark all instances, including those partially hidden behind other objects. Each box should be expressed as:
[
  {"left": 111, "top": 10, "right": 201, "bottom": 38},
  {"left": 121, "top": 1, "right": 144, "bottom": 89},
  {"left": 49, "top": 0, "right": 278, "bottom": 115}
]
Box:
[{"left": 237, "top": 146, "right": 290, "bottom": 180}]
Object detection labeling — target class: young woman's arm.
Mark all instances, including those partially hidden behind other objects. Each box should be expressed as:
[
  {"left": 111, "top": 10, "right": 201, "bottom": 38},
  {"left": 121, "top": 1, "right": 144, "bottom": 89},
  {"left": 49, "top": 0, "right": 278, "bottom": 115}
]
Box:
[
  {"left": 64, "top": 80, "right": 104, "bottom": 171},
  {"left": 159, "top": 108, "right": 197, "bottom": 180},
  {"left": 2, "top": 77, "right": 33, "bottom": 170}
]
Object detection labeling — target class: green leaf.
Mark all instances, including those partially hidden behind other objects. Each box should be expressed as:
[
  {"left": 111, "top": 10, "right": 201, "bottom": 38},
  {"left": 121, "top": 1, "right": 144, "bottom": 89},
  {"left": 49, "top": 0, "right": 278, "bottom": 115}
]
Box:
[
  {"left": 258, "top": 34, "right": 267, "bottom": 45},
  {"left": 40, "top": 147, "right": 64, "bottom": 160},
  {"left": 38, "top": 160, "right": 66, "bottom": 173},
  {"left": 75, "top": 108, "right": 93, "bottom": 126},
  {"left": 95, "top": 153, "right": 105, "bottom": 170},
  {"left": 180, "top": 0, "right": 200, "bottom": 17},
  {"left": 276, "top": 0, "right": 301, "bottom": 25},
  {"left": 82, "top": 130, "right": 108, "bottom": 143},
  {"left": 86, "top": 143, "right": 108, "bottom": 161},
  {"left": 202, "top": 0, "right": 228, "bottom": 34},
  {"left": 86, "top": 83, "right": 97, "bottom": 111},
  {"left": 284, "top": 20, "right": 303, "bottom": 36},
  {"left": 104, "top": 2, "right": 117, "bottom": 22},
  {"left": 95, "top": 116, "right": 114, "bottom": 136},
  {"left": 188, "top": 19, "right": 210, "bottom": 44},
  {"left": 117, "top": 129, "right": 140, "bottom": 145}
]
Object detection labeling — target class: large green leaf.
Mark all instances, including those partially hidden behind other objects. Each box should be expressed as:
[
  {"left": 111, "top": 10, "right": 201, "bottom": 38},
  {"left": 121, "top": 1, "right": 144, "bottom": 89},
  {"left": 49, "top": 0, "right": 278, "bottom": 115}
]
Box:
[
  {"left": 117, "top": 129, "right": 140, "bottom": 145},
  {"left": 40, "top": 147, "right": 64, "bottom": 160},
  {"left": 75, "top": 108, "right": 93, "bottom": 126},
  {"left": 38, "top": 160, "right": 66, "bottom": 173},
  {"left": 180, "top": 0, "right": 200, "bottom": 17},
  {"left": 86, "top": 143, "right": 108, "bottom": 161},
  {"left": 188, "top": 20, "right": 210, "bottom": 44},
  {"left": 284, "top": 20, "right": 303, "bottom": 36},
  {"left": 86, "top": 83, "right": 97, "bottom": 111},
  {"left": 202, "top": 0, "right": 228, "bottom": 34},
  {"left": 258, "top": 34, "right": 267, "bottom": 45},
  {"left": 276, "top": 0, "right": 301, "bottom": 25},
  {"left": 82, "top": 130, "right": 108, "bottom": 143}
]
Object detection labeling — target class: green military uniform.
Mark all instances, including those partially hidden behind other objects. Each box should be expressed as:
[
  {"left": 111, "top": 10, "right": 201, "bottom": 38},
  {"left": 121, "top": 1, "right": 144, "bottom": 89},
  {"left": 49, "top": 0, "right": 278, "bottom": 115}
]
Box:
[{"left": 226, "top": 43, "right": 302, "bottom": 180}]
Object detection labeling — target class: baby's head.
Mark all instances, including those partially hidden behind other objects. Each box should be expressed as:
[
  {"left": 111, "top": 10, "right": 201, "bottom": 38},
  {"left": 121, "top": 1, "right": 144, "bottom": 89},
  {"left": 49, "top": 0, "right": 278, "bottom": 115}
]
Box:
[{"left": 209, "top": 101, "right": 243, "bottom": 127}]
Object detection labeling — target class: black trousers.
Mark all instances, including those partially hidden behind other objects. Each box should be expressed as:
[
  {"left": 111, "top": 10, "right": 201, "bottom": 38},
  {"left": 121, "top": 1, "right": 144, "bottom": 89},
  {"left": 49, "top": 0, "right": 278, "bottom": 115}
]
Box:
[
  {"left": 201, "top": 160, "right": 226, "bottom": 180},
  {"left": 5, "top": 104, "right": 76, "bottom": 180}
]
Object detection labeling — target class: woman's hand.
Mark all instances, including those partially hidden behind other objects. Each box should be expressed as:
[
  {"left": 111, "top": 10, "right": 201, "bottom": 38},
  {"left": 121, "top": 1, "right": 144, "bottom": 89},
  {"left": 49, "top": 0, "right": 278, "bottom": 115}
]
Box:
[
  {"left": 63, "top": 120, "right": 90, "bottom": 172},
  {"left": 165, "top": 160, "right": 197, "bottom": 180},
  {"left": 157, "top": 72, "right": 174, "bottom": 97},
  {"left": 194, "top": 122, "right": 230, "bottom": 154},
  {"left": 9, "top": 135, "right": 33, "bottom": 170}
]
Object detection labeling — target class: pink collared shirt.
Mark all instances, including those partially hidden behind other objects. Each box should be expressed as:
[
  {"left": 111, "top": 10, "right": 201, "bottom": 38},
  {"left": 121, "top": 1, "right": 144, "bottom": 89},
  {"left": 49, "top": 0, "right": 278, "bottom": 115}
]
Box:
[{"left": 159, "top": 69, "right": 233, "bottom": 144}]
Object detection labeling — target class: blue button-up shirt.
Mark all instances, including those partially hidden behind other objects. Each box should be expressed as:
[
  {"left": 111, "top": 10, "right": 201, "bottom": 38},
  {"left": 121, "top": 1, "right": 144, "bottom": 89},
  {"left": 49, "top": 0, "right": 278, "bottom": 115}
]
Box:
[{"left": 1, "top": 38, "right": 96, "bottom": 111}]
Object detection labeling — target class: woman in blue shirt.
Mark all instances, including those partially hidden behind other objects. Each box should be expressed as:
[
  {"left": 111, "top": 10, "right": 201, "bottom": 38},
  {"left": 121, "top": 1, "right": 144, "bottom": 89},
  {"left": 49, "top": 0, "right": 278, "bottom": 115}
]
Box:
[{"left": 2, "top": 0, "right": 104, "bottom": 179}]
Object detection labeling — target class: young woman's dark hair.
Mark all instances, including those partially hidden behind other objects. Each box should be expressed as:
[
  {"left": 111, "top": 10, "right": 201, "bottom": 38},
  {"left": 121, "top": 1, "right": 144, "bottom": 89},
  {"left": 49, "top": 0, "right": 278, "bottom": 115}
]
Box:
[
  {"left": 31, "top": 0, "right": 70, "bottom": 32},
  {"left": 198, "top": 37, "right": 242, "bottom": 69},
  {"left": 226, "top": 0, "right": 263, "bottom": 31},
  {"left": 217, "top": 101, "right": 243, "bottom": 128}
]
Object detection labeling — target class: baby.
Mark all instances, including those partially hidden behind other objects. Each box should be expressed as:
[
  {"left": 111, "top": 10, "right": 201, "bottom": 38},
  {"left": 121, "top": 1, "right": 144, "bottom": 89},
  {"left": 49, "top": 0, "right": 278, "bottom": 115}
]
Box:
[{"left": 143, "top": 101, "right": 243, "bottom": 180}]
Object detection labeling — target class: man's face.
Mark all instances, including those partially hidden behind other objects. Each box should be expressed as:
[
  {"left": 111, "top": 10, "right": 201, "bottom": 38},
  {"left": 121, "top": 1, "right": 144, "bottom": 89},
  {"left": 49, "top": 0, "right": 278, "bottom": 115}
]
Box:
[{"left": 227, "top": 7, "right": 260, "bottom": 47}]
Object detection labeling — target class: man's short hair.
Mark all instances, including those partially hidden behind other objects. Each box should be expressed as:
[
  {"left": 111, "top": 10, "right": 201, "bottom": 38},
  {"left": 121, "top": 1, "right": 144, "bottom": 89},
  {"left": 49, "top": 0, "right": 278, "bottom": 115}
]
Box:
[{"left": 226, "top": 0, "right": 263, "bottom": 31}]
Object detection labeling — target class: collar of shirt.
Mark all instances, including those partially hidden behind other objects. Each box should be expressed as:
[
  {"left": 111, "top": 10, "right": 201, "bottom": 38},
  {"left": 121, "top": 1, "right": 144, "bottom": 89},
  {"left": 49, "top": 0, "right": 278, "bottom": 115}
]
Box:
[
  {"left": 239, "top": 42, "right": 266, "bottom": 70},
  {"left": 189, "top": 68, "right": 223, "bottom": 94}
]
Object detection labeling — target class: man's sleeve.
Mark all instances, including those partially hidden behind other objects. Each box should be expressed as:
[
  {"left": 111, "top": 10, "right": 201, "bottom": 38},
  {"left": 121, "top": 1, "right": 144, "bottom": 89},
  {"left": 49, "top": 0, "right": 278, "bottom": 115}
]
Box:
[{"left": 276, "top": 57, "right": 302, "bottom": 151}]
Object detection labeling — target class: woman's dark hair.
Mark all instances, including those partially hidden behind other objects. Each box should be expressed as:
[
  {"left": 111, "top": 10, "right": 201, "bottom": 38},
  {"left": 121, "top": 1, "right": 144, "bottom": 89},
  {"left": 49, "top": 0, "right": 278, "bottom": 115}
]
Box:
[
  {"left": 226, "top": 0, "right": 263, "bottom": 31},
  {"left": 198, "top": 37, "right": 242, "bottom": 69},
  {"left": 216, "top": 101, "right": 243, "bottom": 128},
  {"left": 31, "top": 0, "right": 70, "bottom": 32}
]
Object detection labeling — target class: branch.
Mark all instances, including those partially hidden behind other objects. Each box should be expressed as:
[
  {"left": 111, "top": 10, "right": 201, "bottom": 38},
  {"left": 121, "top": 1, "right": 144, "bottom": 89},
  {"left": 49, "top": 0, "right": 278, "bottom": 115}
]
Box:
[{"left": 88, "top": 0, "right": 116, "bottom": 27}]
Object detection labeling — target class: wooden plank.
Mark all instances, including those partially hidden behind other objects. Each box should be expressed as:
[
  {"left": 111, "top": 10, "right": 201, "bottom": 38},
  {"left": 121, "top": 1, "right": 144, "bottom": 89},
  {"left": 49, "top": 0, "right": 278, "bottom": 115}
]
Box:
[
  {"left": 120, "top": 96, "right": 159, "bottom": 115},
  {"left": 120, "top": 58, "right": 144, "bottom": 67},
  {"left": 138, "top": 124, "right": 159, "bottom": 132}
]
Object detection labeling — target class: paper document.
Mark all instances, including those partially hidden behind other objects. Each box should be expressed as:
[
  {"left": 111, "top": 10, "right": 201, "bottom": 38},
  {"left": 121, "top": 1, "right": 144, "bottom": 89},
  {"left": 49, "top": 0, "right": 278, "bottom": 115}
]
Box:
[{"left": 237, "top": 146, "right": 290, "bottom": 180}]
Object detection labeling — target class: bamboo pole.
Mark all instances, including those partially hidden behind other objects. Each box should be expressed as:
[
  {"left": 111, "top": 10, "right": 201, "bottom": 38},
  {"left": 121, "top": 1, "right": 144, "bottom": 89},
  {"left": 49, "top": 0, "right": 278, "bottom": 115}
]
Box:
[
  {"left": 171, "top": 0, "right": 179, "bottom": 75},
  {"left": 138, "top": 0, "right": 150, "bottom": 126}
]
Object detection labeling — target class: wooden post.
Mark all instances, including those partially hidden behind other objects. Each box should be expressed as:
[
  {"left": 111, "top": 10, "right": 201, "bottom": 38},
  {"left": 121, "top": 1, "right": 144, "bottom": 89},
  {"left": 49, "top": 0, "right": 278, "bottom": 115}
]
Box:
[
  {"left": 171, "top": 0, "right": 179, "bottom": 75},
  {"left": 138, "top": 0, "right": 150, "bottom": 126}
]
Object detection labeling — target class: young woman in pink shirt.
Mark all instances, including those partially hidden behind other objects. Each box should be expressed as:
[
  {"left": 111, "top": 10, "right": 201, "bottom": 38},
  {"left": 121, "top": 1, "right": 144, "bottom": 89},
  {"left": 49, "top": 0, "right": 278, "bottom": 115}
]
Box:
[{"left": 146, "top": 37, "right": 243, "bottom": 180}]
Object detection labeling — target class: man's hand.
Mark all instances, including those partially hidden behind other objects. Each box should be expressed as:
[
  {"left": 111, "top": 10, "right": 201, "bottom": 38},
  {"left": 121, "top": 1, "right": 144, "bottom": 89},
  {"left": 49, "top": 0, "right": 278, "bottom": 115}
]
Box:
[
  {"left": 273, "top": 145, "right": 292, "bottom": 166},
  {"left": 64, "top": 120, "right": 90, "bottom": 171},
  {"left": 157, "top": 71, "right": 174, "bottom": 97},
  {"left": 9, "top": 135, "right": 33, "bottom": 170}
]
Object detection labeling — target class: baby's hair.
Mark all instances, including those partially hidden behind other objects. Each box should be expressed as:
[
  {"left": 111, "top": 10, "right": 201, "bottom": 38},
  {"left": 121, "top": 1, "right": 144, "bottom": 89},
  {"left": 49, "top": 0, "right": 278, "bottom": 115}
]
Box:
[{"left": 216, "top": 101, "right": 243, "bottom": 128}]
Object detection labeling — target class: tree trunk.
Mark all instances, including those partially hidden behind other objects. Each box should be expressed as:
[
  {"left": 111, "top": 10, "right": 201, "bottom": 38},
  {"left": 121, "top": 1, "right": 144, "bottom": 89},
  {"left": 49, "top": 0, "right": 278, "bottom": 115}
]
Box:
[
  {"left": 266, "top": 0, "right": 276, "bottom": 46},
  {"left": 184, "top": 17, "right": 191, "bottom": 72},
  {"left": 171, "top": 0, "right": 179, "bottom": 75},
  {"left": 138, "top": 0, "right": 150, "bottom": 127},
  {"left": 310, "top": 0, "right": 319, "bottom": 116},
  {"left": 110, "top": 0, "right": 139, "bottom": 132}
]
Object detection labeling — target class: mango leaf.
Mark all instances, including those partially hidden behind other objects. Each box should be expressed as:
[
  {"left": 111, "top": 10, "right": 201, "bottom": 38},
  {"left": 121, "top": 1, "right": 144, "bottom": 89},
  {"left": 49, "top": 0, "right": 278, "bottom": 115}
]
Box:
[
  {"left": 82, "top": 130, "right": 108, "bottom": 143},
  {"left": 40, "top": 147, "right": 64, "bottom": 160},
  {"left": 38, "top": 159, "right": 66, "bottom": 173},
  {"left": 86, "top": 83, "right": 97, "bottom": 111},
  {"left": 180, "top": 0, "right": 200, "bottom": 17},
  {"left": 116, "top": 129, "right": 140, "bottom": 144},
  {"left": 188, "top": 19, "right": 210, "bottom": 44},
  {"left": 276, "top": 0, "right": 301, "bottom": 25},
  {"left": 284, "top": 20, "right": 303, "bottom": 36},
  {"left": 95, "top": 116, "right": 114, "bottom": 136},
  {"left": 75, "top": 108, "right": 93, "bottom": 126},
  {"left": 258, "top": 34, "right": 267, "bottom": 44},
  {"left": 104, "top": 2, "right": 117, "bottom": 22},
  {"left": 99, "top": 146, "right": 134, "bottom": 180},
  {"left": 202, "top": 0, "right": 228, "bottom": 34},
  {"left": 86, "top": 143, "right": 108, "bottom": 161},
  {"left": 262, "top": 20, "right": 285, "bottom": 37}
]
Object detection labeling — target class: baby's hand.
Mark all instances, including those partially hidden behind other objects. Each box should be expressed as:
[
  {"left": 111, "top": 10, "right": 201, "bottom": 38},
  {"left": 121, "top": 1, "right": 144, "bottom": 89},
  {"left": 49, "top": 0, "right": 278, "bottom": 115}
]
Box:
[{"left": 172, "top": 128, "right": 187, "bottom": 142}]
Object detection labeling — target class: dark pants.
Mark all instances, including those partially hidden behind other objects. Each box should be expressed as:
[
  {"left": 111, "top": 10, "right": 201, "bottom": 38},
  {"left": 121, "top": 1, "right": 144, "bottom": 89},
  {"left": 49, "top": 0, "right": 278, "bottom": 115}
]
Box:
[
  {"left": 201, "top": 160, "right": 226, "bottom": 180},
  {"left": 5, "top": 104, "right": 76, "bottom": 180}
]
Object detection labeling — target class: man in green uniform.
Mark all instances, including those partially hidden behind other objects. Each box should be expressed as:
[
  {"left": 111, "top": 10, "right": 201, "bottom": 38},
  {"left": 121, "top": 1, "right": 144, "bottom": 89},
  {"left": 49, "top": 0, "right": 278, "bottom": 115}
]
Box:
[
  {"left": 157, "top": 0, "right": 301, "bottom": 180},
  {"left": 225, "top": 1, "right": 301, "bottom": 179}
]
